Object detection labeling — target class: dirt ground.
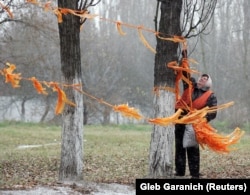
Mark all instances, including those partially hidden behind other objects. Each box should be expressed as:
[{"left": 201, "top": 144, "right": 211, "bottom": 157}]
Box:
[{"left": 0, "top": 181, "right": 135, "bottom": 195}]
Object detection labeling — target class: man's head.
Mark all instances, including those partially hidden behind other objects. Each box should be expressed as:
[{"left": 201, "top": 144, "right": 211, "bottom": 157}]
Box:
[{"left": 197, "top": 74, "right": 212, "bottom": 89}]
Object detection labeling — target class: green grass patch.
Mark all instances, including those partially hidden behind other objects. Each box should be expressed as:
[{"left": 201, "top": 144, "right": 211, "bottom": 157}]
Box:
[{"left": 0, "top": 123, "right": 249, "bottom": 189}]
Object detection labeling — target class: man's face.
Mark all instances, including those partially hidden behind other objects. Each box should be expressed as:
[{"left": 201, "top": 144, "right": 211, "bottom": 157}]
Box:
[{"left": 197, "top": 76, "right": 208, "bottom": 89}]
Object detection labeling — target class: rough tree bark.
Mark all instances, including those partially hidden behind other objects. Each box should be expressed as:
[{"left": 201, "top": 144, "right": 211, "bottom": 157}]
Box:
[
  {"left": 58, "top": 0, "right": 84, "bottom": 181},
  {"left": 148, "top": 0, "right": 182, "bottom": 178}
]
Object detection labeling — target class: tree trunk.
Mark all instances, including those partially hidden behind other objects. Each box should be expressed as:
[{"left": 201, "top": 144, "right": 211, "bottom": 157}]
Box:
[
  {"left": 40, "top": 96, "right": 50, "bottom": 123},
  {"left": 103, "top": 106, "right": 111, "bottom": 125},
  {"left": 58, "top": 0, "right": 84, "bottom": 181},
  {"left": 149, "top": 91, "right": 176, "bottom": 178},
  {"left": 20, "top": 96, "right": 27, "bottom": 122},
  {"left": 83, "top": 102, "right": 88, "bottom": 125},
  {"left": 148, "top": 0, "right": 182, "bottom": 178}
]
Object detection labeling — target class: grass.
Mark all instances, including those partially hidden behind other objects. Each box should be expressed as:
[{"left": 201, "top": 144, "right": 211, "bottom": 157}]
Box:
[{"left": 0, "top": 122, "right": 249, "bottom": 190}]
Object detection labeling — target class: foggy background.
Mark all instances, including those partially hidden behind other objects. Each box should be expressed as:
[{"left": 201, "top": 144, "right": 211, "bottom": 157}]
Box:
[{"left": 0, "top": 0, "right": 249, "bottom": 128}]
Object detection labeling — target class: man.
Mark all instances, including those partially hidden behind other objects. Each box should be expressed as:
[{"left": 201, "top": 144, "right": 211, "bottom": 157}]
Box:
[{"left": 174, "top": 50, "right": 217, "bottom": 179}]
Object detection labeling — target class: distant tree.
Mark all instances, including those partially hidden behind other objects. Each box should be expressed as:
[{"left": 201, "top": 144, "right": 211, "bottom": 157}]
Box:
[
  {"left": 148, "top": 0, "right": 217, "bottom": 178},
  {"left": 0, "top": 0, "right": 60, "bottom": 122}
]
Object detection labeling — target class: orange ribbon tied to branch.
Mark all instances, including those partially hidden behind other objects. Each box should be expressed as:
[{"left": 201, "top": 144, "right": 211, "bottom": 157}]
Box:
[
  {"left": 49, "top": 82, "right": 76, "bottom": 115},
  {"left": 193, "top": 121, "right": 245, "bottom": 153},
  {"left": 113, "top": 104, "right": 142, "bottom": 120},
  {"left": 30, "top": 77, "right": 48, "bottom": 95},
  {"left": 1, "top": 62, "right": 22, "bottom": 88},
  {"left": 148, "top": 102, "right": 245, "bottom": 153}
]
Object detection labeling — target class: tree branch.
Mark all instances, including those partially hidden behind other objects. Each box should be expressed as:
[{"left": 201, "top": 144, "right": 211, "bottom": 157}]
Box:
[{"left": 181, "top": 0, "right": 217, "bottom": 38}]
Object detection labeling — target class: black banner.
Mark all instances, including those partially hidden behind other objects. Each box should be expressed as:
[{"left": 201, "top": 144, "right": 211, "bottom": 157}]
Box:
[{"left": 136, "top": 179, "right": 250, "bottom": 194}]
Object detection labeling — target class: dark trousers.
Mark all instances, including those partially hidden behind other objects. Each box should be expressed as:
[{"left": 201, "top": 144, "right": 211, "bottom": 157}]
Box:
[{"left": 175, "top": 124, "right": 200, "bottom": 177}]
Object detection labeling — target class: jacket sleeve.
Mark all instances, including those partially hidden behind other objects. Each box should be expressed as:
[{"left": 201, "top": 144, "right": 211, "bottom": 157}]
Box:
[{"left": 205, "top": 93, "right": 217, "bottom": 122}]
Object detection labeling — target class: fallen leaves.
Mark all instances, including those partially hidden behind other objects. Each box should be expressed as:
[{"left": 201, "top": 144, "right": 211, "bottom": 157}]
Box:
[{"left": 1, "top": 128, "right": 249, "bottom": 190}]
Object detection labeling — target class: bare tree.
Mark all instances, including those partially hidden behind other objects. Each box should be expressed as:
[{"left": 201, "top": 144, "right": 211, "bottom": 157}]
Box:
[
  {"left": 148, "top": 0, "right": 217, "bottom": 178},
  {"left": 0, "top": 1, "right": 60, "bottom": 122}
]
